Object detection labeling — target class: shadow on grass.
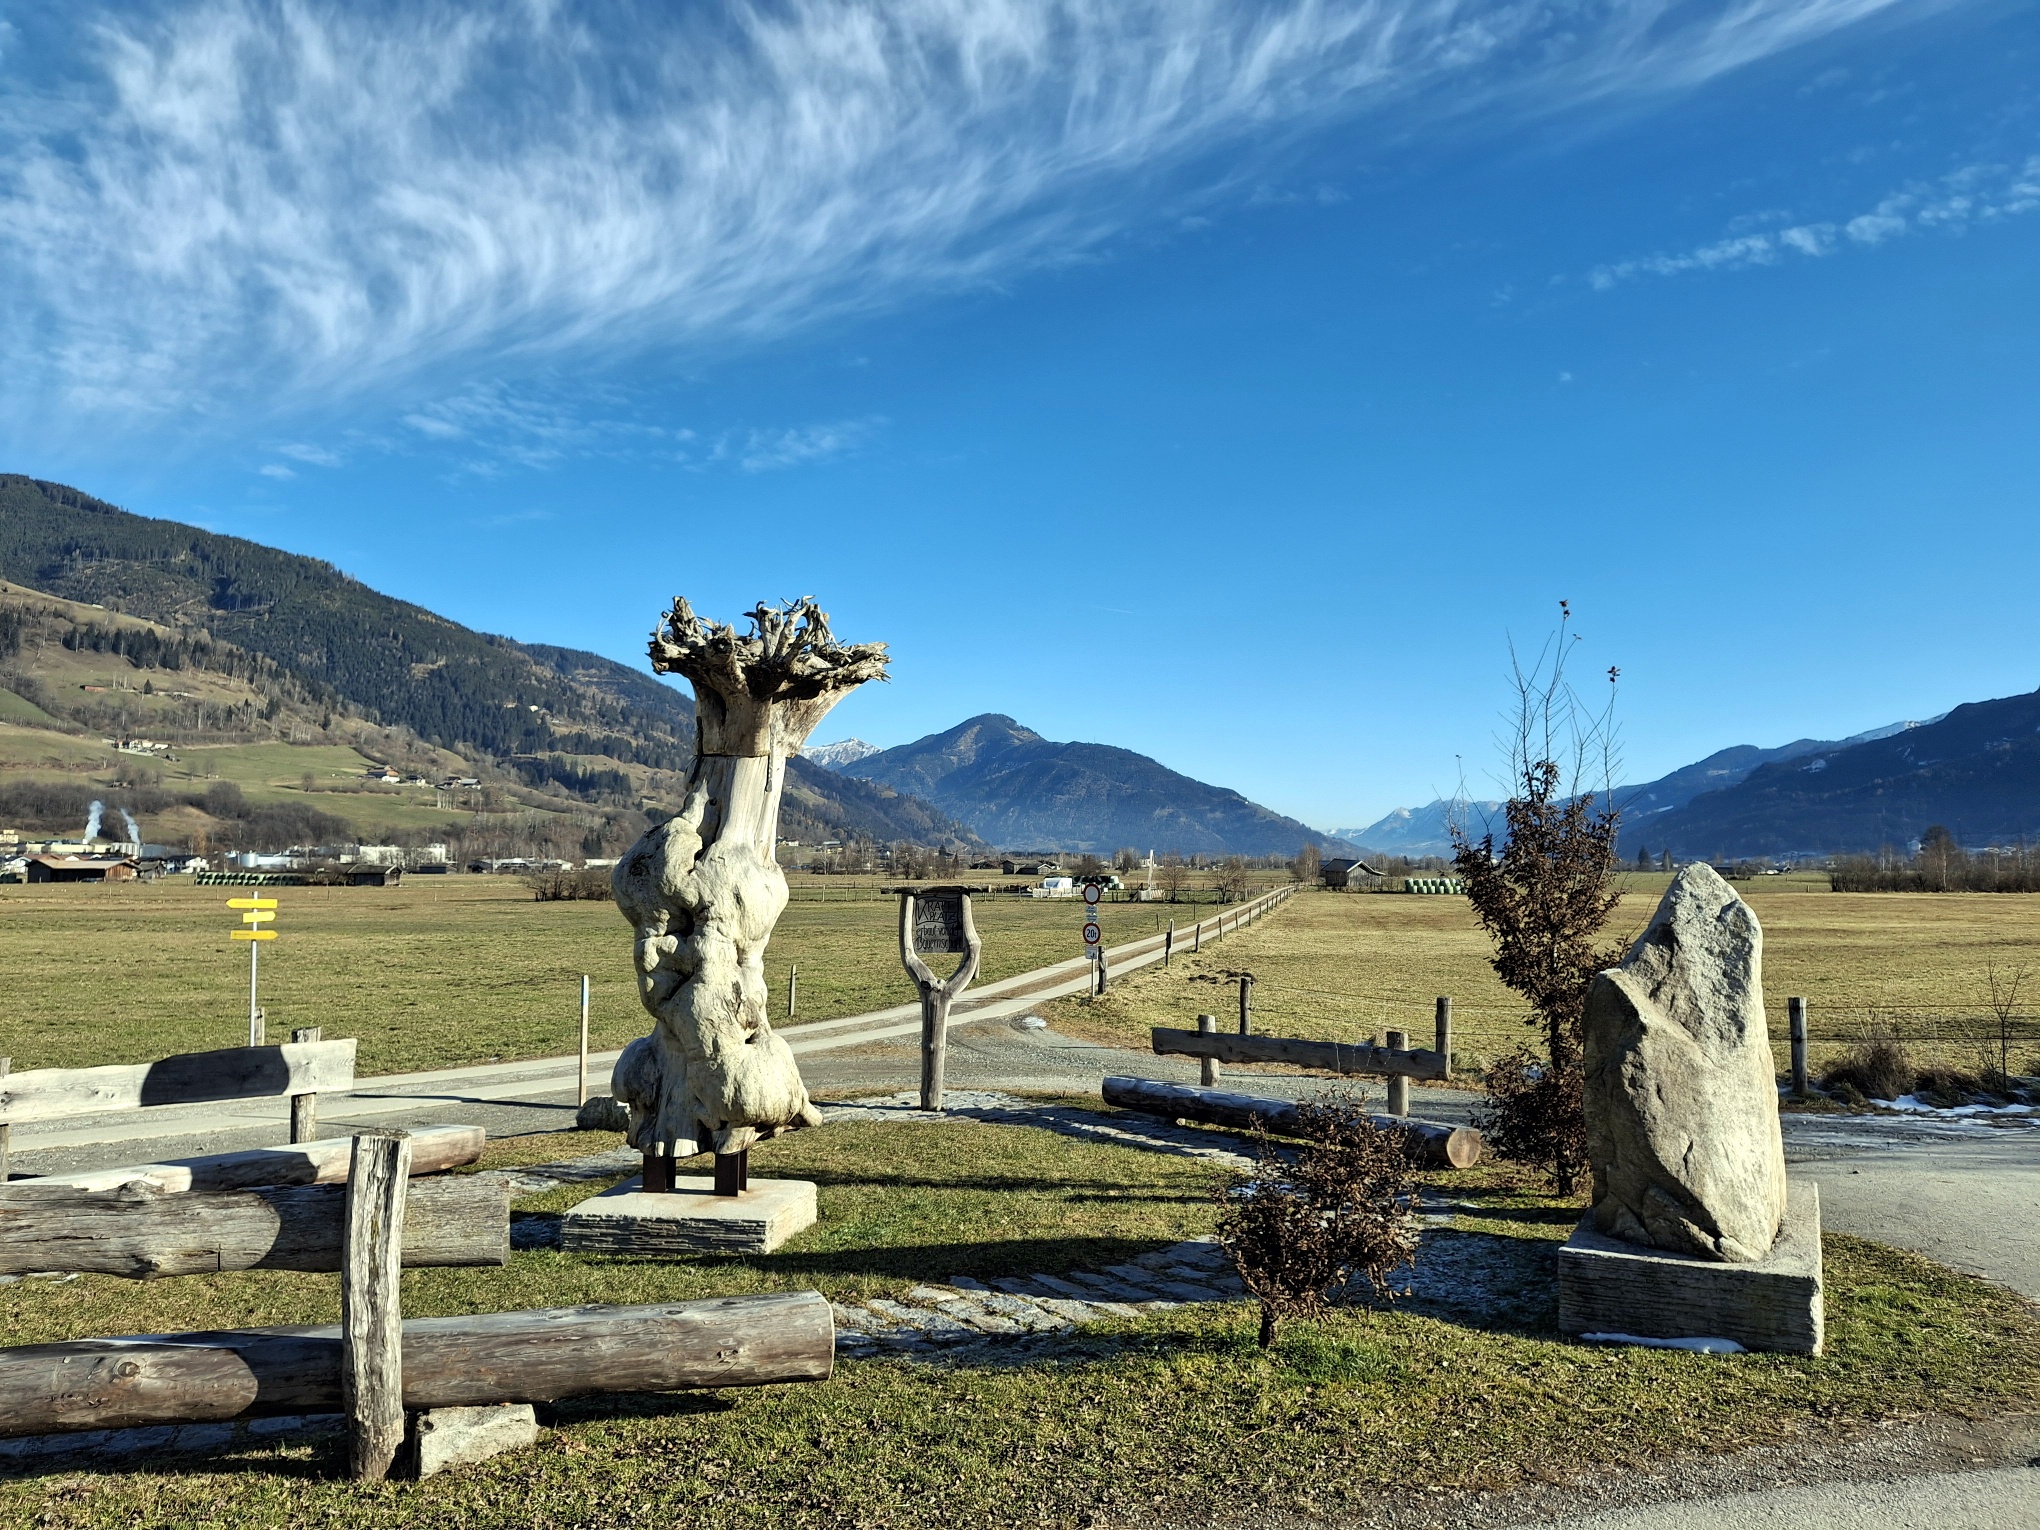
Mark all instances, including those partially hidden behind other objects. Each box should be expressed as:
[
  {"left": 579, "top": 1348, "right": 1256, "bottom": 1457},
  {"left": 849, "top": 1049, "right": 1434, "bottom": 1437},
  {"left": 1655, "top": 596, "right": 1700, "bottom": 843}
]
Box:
[{"left": 0, "top": 1393, "right": 737, "bottom": 1484}]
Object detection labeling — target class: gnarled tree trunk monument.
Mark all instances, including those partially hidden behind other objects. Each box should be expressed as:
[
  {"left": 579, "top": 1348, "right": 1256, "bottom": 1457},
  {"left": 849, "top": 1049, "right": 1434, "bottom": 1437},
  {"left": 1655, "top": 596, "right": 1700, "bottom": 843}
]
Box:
[{"left": 611, "top": 598, "right": 887, "bottom": 1186}]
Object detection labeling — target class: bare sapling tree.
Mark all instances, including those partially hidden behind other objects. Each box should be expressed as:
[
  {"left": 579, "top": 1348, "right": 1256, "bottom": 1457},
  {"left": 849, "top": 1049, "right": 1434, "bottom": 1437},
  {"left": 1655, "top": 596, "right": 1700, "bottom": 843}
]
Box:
[
  {"left": 1290, "top": 842, "right": 1322, "bottom": 885},
  {"left": 1214, "top": 855, "right": 1250, "bottom": 904},
  {"left": 612, "top": 598, "right": 888, "bottom": 1161},
  {"left": 1984, "top": 960, "right": 2030, "bottom": 1091},
  {"left": 1450, "top": 601, "right": 1624, "bottom": 1196},
  {"left": 1215, "top": 1092, "right": 1421, "bottom": 1348},
  {"left": 1157, "top": 854, "right": 1189, "bottom": 903}
]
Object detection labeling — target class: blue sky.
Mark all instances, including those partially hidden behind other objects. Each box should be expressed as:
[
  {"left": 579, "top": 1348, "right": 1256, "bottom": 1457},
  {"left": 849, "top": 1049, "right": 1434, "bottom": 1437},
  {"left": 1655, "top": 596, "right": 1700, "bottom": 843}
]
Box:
[{"left": 3, "top": 0, "right": 2035, "bottom": 833}]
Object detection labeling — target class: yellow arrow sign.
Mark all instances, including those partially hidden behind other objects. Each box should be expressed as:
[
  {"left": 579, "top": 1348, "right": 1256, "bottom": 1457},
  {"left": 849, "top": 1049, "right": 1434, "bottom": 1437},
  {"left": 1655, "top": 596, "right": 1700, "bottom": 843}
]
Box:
[
  {"left": 231, "top": 929, "right": 278, "bottom": 942},
  {"left": 240, "top": 909, "right": 276, "bottom": 925},
  {"left": 227, "top": 897, "right": 278, "bottom": 910}
]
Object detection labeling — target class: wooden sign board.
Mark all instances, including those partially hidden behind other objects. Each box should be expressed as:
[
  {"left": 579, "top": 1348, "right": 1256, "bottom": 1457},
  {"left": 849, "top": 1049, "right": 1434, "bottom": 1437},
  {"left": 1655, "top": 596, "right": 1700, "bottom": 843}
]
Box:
[{"left": 912, "top": 893, "right": 968, "bottom": 955}]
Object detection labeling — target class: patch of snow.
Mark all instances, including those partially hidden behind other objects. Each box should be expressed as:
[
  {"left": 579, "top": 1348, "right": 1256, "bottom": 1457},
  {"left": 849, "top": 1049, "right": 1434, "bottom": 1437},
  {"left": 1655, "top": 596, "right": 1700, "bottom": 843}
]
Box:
[
  {"left": 1581, "top": 1333, "right": 1746, "bottom": 1355},
  {"left": 1879, "top": 1095, "right": 2036, "bottom": 1118}
]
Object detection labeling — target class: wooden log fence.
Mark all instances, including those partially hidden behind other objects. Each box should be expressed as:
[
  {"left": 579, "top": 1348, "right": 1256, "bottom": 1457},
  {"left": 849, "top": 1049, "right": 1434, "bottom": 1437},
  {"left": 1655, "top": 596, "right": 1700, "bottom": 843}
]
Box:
[
  {"left": 19, "top": 1123, "right": 486, "bottom": 1195},
  {"left": 0, "top": 1293, "right": 836, "bottom": 1440},
  {"left": 1103, "top": 1077, "right": 1481, "bottom": 1168},
  {"left": 0, "top": 1041, "right": 357, "bottom": 1126},
  {"left": 1151, "top": 1028, "right": 1450, "bottom": 1083},
  {"left": 0, "top": 1175, "right": 508, "bottom": 1279}
]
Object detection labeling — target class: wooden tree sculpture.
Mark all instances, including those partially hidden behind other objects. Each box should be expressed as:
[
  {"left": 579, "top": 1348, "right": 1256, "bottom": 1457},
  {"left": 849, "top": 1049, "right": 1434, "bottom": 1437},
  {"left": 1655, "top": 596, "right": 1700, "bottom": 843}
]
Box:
[{"left": 612, "top": 598, "right": 888, "bottom": 1189}]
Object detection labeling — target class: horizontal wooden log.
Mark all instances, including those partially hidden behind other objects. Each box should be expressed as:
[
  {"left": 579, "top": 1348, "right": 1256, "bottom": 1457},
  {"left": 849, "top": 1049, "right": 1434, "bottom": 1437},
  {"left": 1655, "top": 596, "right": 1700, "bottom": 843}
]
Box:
[
  {"left": 0, "top": 1175, "right": 507, "bottom": 1278},
  {"left": 0, "top": 1293, "right": 835, "bottom": 1438},
  {"left": 0, "top": 1042, "right": 358, "bottom": 1126},
  {"left": 1103, "top": 1076, "right": 1482, "bottom": 1169},
  {"left": 23, "top": 1124, "right": 486, "bottom": 1194},
  {"left": 1152, "top": 1027, "right": 1448, "bottom": 1081}
]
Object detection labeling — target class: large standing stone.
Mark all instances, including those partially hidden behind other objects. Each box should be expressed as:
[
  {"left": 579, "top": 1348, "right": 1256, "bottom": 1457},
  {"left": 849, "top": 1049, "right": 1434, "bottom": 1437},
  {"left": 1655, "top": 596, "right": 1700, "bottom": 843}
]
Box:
[{"left": 1583, "top": 865, "right": 1787, "bottom": 1262}]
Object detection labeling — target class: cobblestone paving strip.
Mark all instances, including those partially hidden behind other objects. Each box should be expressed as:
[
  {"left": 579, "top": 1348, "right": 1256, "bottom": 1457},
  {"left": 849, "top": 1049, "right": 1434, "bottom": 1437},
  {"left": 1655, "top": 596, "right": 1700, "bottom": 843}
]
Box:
[{"left": 485, "top": 1088, "right": 1535, "bottom": 1361}]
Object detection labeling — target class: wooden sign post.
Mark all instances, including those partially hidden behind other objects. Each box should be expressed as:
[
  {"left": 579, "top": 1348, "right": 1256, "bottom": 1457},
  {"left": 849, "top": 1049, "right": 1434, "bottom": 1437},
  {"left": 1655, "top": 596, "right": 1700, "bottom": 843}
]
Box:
[{"left": 887, "top": 885, "right": 986, "bottom": 1113}]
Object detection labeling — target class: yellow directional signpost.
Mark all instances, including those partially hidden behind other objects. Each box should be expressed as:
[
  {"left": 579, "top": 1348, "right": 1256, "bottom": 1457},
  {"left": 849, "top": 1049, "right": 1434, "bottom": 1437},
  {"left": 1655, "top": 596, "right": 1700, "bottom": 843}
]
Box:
[{"left": 228, "top": 897, "right": 278, "bottom": 1045}]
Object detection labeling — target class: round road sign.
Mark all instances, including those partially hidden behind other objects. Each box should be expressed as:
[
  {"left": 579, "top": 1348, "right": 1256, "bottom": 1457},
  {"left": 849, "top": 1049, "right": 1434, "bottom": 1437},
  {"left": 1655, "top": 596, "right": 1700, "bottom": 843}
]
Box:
[
  {"left": 1083, "top": 884, "right": 1101, "bottom": 905},
  {"left": 1083, "top": 922, "right": 1102, "bottom": 946}
]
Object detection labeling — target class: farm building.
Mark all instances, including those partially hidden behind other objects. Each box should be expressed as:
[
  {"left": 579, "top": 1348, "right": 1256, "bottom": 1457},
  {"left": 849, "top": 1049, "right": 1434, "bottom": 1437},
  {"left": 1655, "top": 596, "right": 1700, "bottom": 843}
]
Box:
[
  {"left": 1319, "top": 857, "right": 1386, "bottom": 890},
  {"left": 26, "top": 854, "right": 139, "bottom": 883},
  {"left": 344, "top": 864, "right": 403, "bottom": 887}
]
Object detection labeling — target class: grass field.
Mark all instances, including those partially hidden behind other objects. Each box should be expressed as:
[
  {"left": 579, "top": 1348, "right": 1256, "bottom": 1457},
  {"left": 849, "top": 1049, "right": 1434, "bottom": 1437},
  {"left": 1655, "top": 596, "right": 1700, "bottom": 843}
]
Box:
[
  {"left": 1, "top": 877, "right": 2033, "bottom": 1079},
  {"left": 0, "top": 877, "right": 1196, "bottom": 1074},
  {"left": 166, "top": 741, "right": 482, "bottom": 837},
  {"left": 0, "top": 1117, "right": 2033, "bottom": 1527},
  {"left": 1041, "top": 884, "right": 2040, "bottom": 1081}
]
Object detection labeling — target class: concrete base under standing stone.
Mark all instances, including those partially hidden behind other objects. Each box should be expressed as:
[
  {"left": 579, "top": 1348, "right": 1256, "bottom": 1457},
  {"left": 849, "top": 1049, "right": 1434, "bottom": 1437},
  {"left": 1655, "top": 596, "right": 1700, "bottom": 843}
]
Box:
[
  {"left": 561, "top": 1176, "right": 818, "bottom": 1256},
  {"left": 1559, "top": 1178, "right": 1823, "bottom": 1355},
  {"left": 407, "top": 1404, "right": 540, "bottom": 1478}
]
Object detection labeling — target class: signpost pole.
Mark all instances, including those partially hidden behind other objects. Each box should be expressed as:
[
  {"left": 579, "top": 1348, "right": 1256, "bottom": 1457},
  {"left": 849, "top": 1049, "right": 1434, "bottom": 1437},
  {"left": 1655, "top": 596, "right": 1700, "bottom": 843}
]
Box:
[
  {"left": 890, "top": 884, "right": 986, "bottom": 1114},
  {"left": 228, "top": 897, "right": 279, "bottom": 1046}
]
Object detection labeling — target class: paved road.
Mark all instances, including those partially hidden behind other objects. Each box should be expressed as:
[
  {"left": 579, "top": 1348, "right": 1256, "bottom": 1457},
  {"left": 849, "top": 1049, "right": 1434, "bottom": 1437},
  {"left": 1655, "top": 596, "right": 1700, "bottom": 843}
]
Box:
[{"left": 1529, "top": 1464, "right": 2040, "bottom": 1529}]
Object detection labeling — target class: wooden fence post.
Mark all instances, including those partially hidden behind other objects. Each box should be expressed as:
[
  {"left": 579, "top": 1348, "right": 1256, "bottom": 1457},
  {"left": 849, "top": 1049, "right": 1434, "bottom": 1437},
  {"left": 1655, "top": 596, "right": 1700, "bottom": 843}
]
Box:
[
  {"left": 289, "top": 1028, "right": 321, "bottom": 1144},
  {"left": 344, "top": 1130, "right": 412, "bottom": 1482},
  {"left": 1385, "top": 1030, "right": 1409, "bottom": 1117},
  {"left": 1164, "top": 923, "right": 1173, "bottom": 968},
  {"left": 1197, "top": 1015, "right": 1219, "bottom": 1086},
  {"left": 578, "top": 976, "right": 591, "bottom": 1108},
  {"left": 1788, "top": 997, "right": 1808, "bottom": 1096},
  {"left": 1435, "top": 997, "right": 1453, "bottom": 1079},
  {"left": 788, "top": 963, "right": 798, "bottom": 1020},
  {"left": 0, "top": 1057, "right": 9, "bottom": 1185},
  {"left": 1193, "top": 919, "right": 1201, "bottom": 953},
  {"left": 1237, "top": 975, "right": 1253, "bottom": 1036}
]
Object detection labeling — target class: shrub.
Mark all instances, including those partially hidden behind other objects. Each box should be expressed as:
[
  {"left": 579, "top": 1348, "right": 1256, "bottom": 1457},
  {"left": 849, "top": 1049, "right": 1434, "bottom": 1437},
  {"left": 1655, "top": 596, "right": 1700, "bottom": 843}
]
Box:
[
  {"left": 1821, "top": 1038, "right": 1914, "bottom": 1103},
  {"left": 1214, "top": 1092, "right": 1420, "bottom": 1348},
  {"left": 1475, "top": 1048, "right": 1587, "bottom": 1175},
  {"left": 527, "top": 867, "right": 614, "bottom": 901}
]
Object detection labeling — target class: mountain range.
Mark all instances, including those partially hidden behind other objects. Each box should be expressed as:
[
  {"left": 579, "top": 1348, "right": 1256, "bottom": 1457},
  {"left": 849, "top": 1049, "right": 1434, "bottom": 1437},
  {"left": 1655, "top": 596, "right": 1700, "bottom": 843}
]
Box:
[
  {"left": 837, "top": 714, "right": 1355, "bottom": 858},
  {"left": 0, "top": 475, "right": 982, "bottom": 851},
  {"left": 1340, "top": 705, "right": 2032, "bottom": 860},
  {"left": 0, "top": 476, "right": 1340, "bottom": 858}
]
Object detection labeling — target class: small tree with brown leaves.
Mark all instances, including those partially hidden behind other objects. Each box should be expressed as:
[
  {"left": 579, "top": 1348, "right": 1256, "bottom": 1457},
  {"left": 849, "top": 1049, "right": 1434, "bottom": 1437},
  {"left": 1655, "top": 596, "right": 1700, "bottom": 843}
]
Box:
[
  {"left": 1215, "top": 1092, "right": 1421, "bottom": 1348},
  {"left": 1450, "top": 603, "right": 1624, "bottom": 1197}
]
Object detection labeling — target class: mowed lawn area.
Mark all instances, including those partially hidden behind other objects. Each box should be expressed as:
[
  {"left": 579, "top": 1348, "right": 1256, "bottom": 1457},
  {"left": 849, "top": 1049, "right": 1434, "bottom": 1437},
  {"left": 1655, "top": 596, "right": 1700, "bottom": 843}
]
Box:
[
  {"left": 1042, "top": 883, "right": 2040, "bottom": 1080},
  {"left": 0, "top": 876, "right": 1195, "bottom": 1074},
  {"left": 0, "top": 1117, "right": 2034, "bottom": 1528}
]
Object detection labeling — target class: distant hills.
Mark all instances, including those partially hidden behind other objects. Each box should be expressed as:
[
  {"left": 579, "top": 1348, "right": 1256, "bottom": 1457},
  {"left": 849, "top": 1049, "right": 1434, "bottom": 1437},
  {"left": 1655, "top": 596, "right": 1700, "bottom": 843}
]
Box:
[
  {"left": 1630, "top": 691, "right": 2040, "bottom": 858},
  {"left": 0, "top": 475, "right": 982, "bottom": 851},
  {"left": 841, "top": 714, "right": 1353, "bottom": 857},
  {"left": 1341, "top": 703, "right": 2030, "bottom": 861}
]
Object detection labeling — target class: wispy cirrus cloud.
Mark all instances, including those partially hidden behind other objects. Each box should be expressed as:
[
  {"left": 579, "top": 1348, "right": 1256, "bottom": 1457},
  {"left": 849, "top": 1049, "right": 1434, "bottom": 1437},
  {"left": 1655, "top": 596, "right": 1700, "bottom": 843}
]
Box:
[
  {"left": 1, "top": 0, "right": 1917, "bottom": 428},
  {"left": 723, "top": 419, "right": 883, "bottom": 474},
  {"left": 1588, "top": 155, "right": 2040, "bottom": 288}
]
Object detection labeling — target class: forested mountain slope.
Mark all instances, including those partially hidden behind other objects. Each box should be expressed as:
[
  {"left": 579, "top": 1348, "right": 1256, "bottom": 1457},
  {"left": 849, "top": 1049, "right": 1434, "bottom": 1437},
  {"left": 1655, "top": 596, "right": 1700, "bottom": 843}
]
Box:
[{"left": 0, "top": 476, "right": 980, "bottom": 849}]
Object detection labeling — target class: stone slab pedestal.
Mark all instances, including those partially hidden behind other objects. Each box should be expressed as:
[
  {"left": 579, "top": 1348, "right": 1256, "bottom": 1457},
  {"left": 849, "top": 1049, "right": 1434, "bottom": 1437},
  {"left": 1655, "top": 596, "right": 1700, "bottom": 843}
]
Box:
[
  {"left": 1559, "top": 1178, "right": 1823, "bottom": 1354},
  {"left": 561, "top": 1176, "right": 818, "bottom": 1256}
]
